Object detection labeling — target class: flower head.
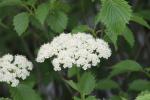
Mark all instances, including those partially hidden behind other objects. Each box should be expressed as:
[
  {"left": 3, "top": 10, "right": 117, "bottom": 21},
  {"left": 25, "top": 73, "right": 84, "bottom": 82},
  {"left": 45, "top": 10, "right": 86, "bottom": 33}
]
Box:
[
  {"left": 0, "top": 54, "right": 33, "bottom": 87},
  {"left": 36, "top": 32, "right": 111, "bottom": 71}
]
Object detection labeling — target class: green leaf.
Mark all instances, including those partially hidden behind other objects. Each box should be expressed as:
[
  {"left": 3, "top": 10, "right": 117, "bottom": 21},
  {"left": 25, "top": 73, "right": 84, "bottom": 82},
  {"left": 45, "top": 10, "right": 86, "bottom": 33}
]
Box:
[
  {"left": 68, "top": 66, "right": 78, "bottom": 78},
  {"left": 86, "top": 96, "right": 97, "bottom": 100},
  {"left": 138, "top": 10, "right": 150, "bottom": 21},
  {"left": 49, "top": 0, "right": 70, "bottom": 13},
  {"left": 135, "top": 91, "right": 150, "bottom": 100},
  {"left": 122, "top": 27, "right": 135, "bottom": 47},
  {"left": 131, "top": 14, "right": 150, "bottom": 29},
  {"left": 10, "top": 84, "right": 42, "bottom": 100},
  {"left": 35, "top": 3, "right": 49, "bottom": 25},
  {"left": 109, "top": 60, "right": 142, "bottom": 78},
  {"left": 26, "top": 0, "right": 37, "bottom": 6},
  {"left": 129, "top": 80, "right": 150, "bottom": 91},
  {"left": 47, "top": 11, "right": 68, "bottom": 33},
  {"left": 98, "top": 0, "right": 132, "bottom": 33},
  {"left": 72, "top": 25, "right": 90, "bottom": 33},
  {"left": 105, "top": 30, "right": 119, "bottom": 49},
  {"left": 13, "top": 12, "right": 29, "bottom": 36},
  {"left": 121, "top": 97, "right": 128, "bottom": 100},
  {"left": 73, "top": 96, "right": 81, "bottom": 100},
  {"left": 78, "top": 72, "right": 96, "bottom": 95},
  {"left": 105, "top": 27, "right": 135, "bottom": 48},
  {"left": 96, "top": 79, "right": 119, "bottom": 90},
  {"left": 109, "top": 96, "right": 122, "bottom": 100},
  {"left": 20, "top": 74, "right": 36, "bottom": 88},
  {"left": 65, "top": 80, "right": 79, "bottom": 91},
  {"left": 0, "top": 0, "right": 22, "bottom": 7}
]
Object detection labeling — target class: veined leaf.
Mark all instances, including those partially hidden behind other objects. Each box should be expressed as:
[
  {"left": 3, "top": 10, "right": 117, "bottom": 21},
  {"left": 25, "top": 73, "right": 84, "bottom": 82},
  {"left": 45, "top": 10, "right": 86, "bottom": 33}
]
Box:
[
  {"left": 109, "top": 60, "right": 142, "bottom": 78},
  {"left": 35, "top": 3, "right": 49, "bottom": 25},
  {"left": 98, "top": 0, "right": 132, "bottom": 33},
  {"left": 122, "top": 27, "right": 135, "bottom": 47},
  {"left": 131, "top": 14, "right": 150, "bottom": 29},
  {"left": 96, "top": 79, "right": 119, "bottom": 90},
  {"left": 47, "top": 11, "right": 68, "bottom": 33},
  {"left": 10, "top": 84, "right": 42, "bottom": 100},
  {"left": 77, "top": 72, "right": 96, "bottom": 95},
  {"left": 105, "top": 30, "right": 119, "bottom": 49},
  {"left": 129, "top": 80, "right": 150, "bottom": 91},
  {"left": 13, "top": 12, "right": 29, "bottom": 36},
  {"left": 105, "top": 27, "right": 135, "bottom": 48}
]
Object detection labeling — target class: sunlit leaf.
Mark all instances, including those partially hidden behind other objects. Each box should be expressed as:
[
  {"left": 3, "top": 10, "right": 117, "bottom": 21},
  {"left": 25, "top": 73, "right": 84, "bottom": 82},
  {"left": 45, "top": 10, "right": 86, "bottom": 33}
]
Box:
[{"left": 97, "top": 0, "right": 132, "bottom": 33}]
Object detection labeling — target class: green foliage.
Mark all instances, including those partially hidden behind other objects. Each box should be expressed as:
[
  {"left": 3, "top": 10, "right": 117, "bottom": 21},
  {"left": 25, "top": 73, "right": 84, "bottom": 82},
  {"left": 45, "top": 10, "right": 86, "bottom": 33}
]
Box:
[
  {"left": 20, "top": 74, "right": 36, "bottom": 88},
  {"left": 9, "top": 84, "right": 41, "bottom": 100},
  {"left": 122, "top": 27, "right": 135, "bottom": 47},
  {"left": 68, "top": 66, "right": 78, "bottom": 78},
  {"left": 105, "top": 26, "right": 135, "bottom": 48},
  {"left": 73, "top": 96, "right": 81, "bottom": 100},
  {"left": 13, "top": 12, "right": 29, "bottom": 36},
  {"left": 85, "top": 96, "right": 97, "bottom": 100},
  {"left": 109, "top": 95, "right": 124, "bottom": 100},
  {"left": 97, "top": 0, "right": 132, "bottom": 33},
  {"left": 26, "top": 0, "right": 37, "bottom": 6},
  {"left": 47, "top": 11, "right": 68, "bottom": 33},
  {"left": 138, "top": 10, "right": 150, "bottom": 21},
  {"left": 0, "top": 0, "right": 22, "bottom": 7},
  {"left": 96, "top": 79, "right": 119, "bottom": 90},
  {"left": 72, "top": 25, "right": 91, "bottom": 33},
  {"left": 109, "top": 60, "right": 142, "bottom": 78},
  {"left": 77, "top": 72, "right": 96, "bottom": 95},
  {"left": 131, "top": 14, "right": 150, "bottom": 29},
  {"left": 65, "top": 80, "right": 79, "bottom": 92},
  {"left": 35, "top": 3, "right": 49, "bottom": 25},
  {"left": 129, "top": 80, "right": 150, "bottom": 91},
  {"left": 105, "top": 30, "right": 119, "bottom": 49},
  {"left": 135, "top": 91, "right": 150, "bottom": 100}
]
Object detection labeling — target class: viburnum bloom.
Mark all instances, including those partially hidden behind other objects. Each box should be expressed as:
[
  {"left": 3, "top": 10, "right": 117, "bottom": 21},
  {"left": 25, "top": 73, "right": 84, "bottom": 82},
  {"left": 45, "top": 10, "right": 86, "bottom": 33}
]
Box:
[
  {"left": 0, "top": 54, "right": 33, "bottom": 87},
  {"left": 36, "top": 32, "right": 111, "bottom": 71}
]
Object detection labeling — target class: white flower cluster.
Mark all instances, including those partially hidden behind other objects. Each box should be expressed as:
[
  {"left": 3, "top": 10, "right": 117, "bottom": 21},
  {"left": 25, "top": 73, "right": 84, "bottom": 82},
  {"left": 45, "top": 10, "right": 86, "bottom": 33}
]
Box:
[
  {"left": 36, "top": 32, "right": 111, "bottom": 71},
  {"left": 0, "top": 54, "right": 33, "bottom": 87}
]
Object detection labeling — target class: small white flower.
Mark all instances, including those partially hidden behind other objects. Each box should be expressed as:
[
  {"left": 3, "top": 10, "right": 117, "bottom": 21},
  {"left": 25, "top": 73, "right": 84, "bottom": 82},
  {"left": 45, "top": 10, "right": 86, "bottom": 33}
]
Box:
[
  {"left": 0, "top": 54, "right": 33, "bottom": 87},
  {"left": 36, "top": 32, "right": 111, "bottom": 71}
]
